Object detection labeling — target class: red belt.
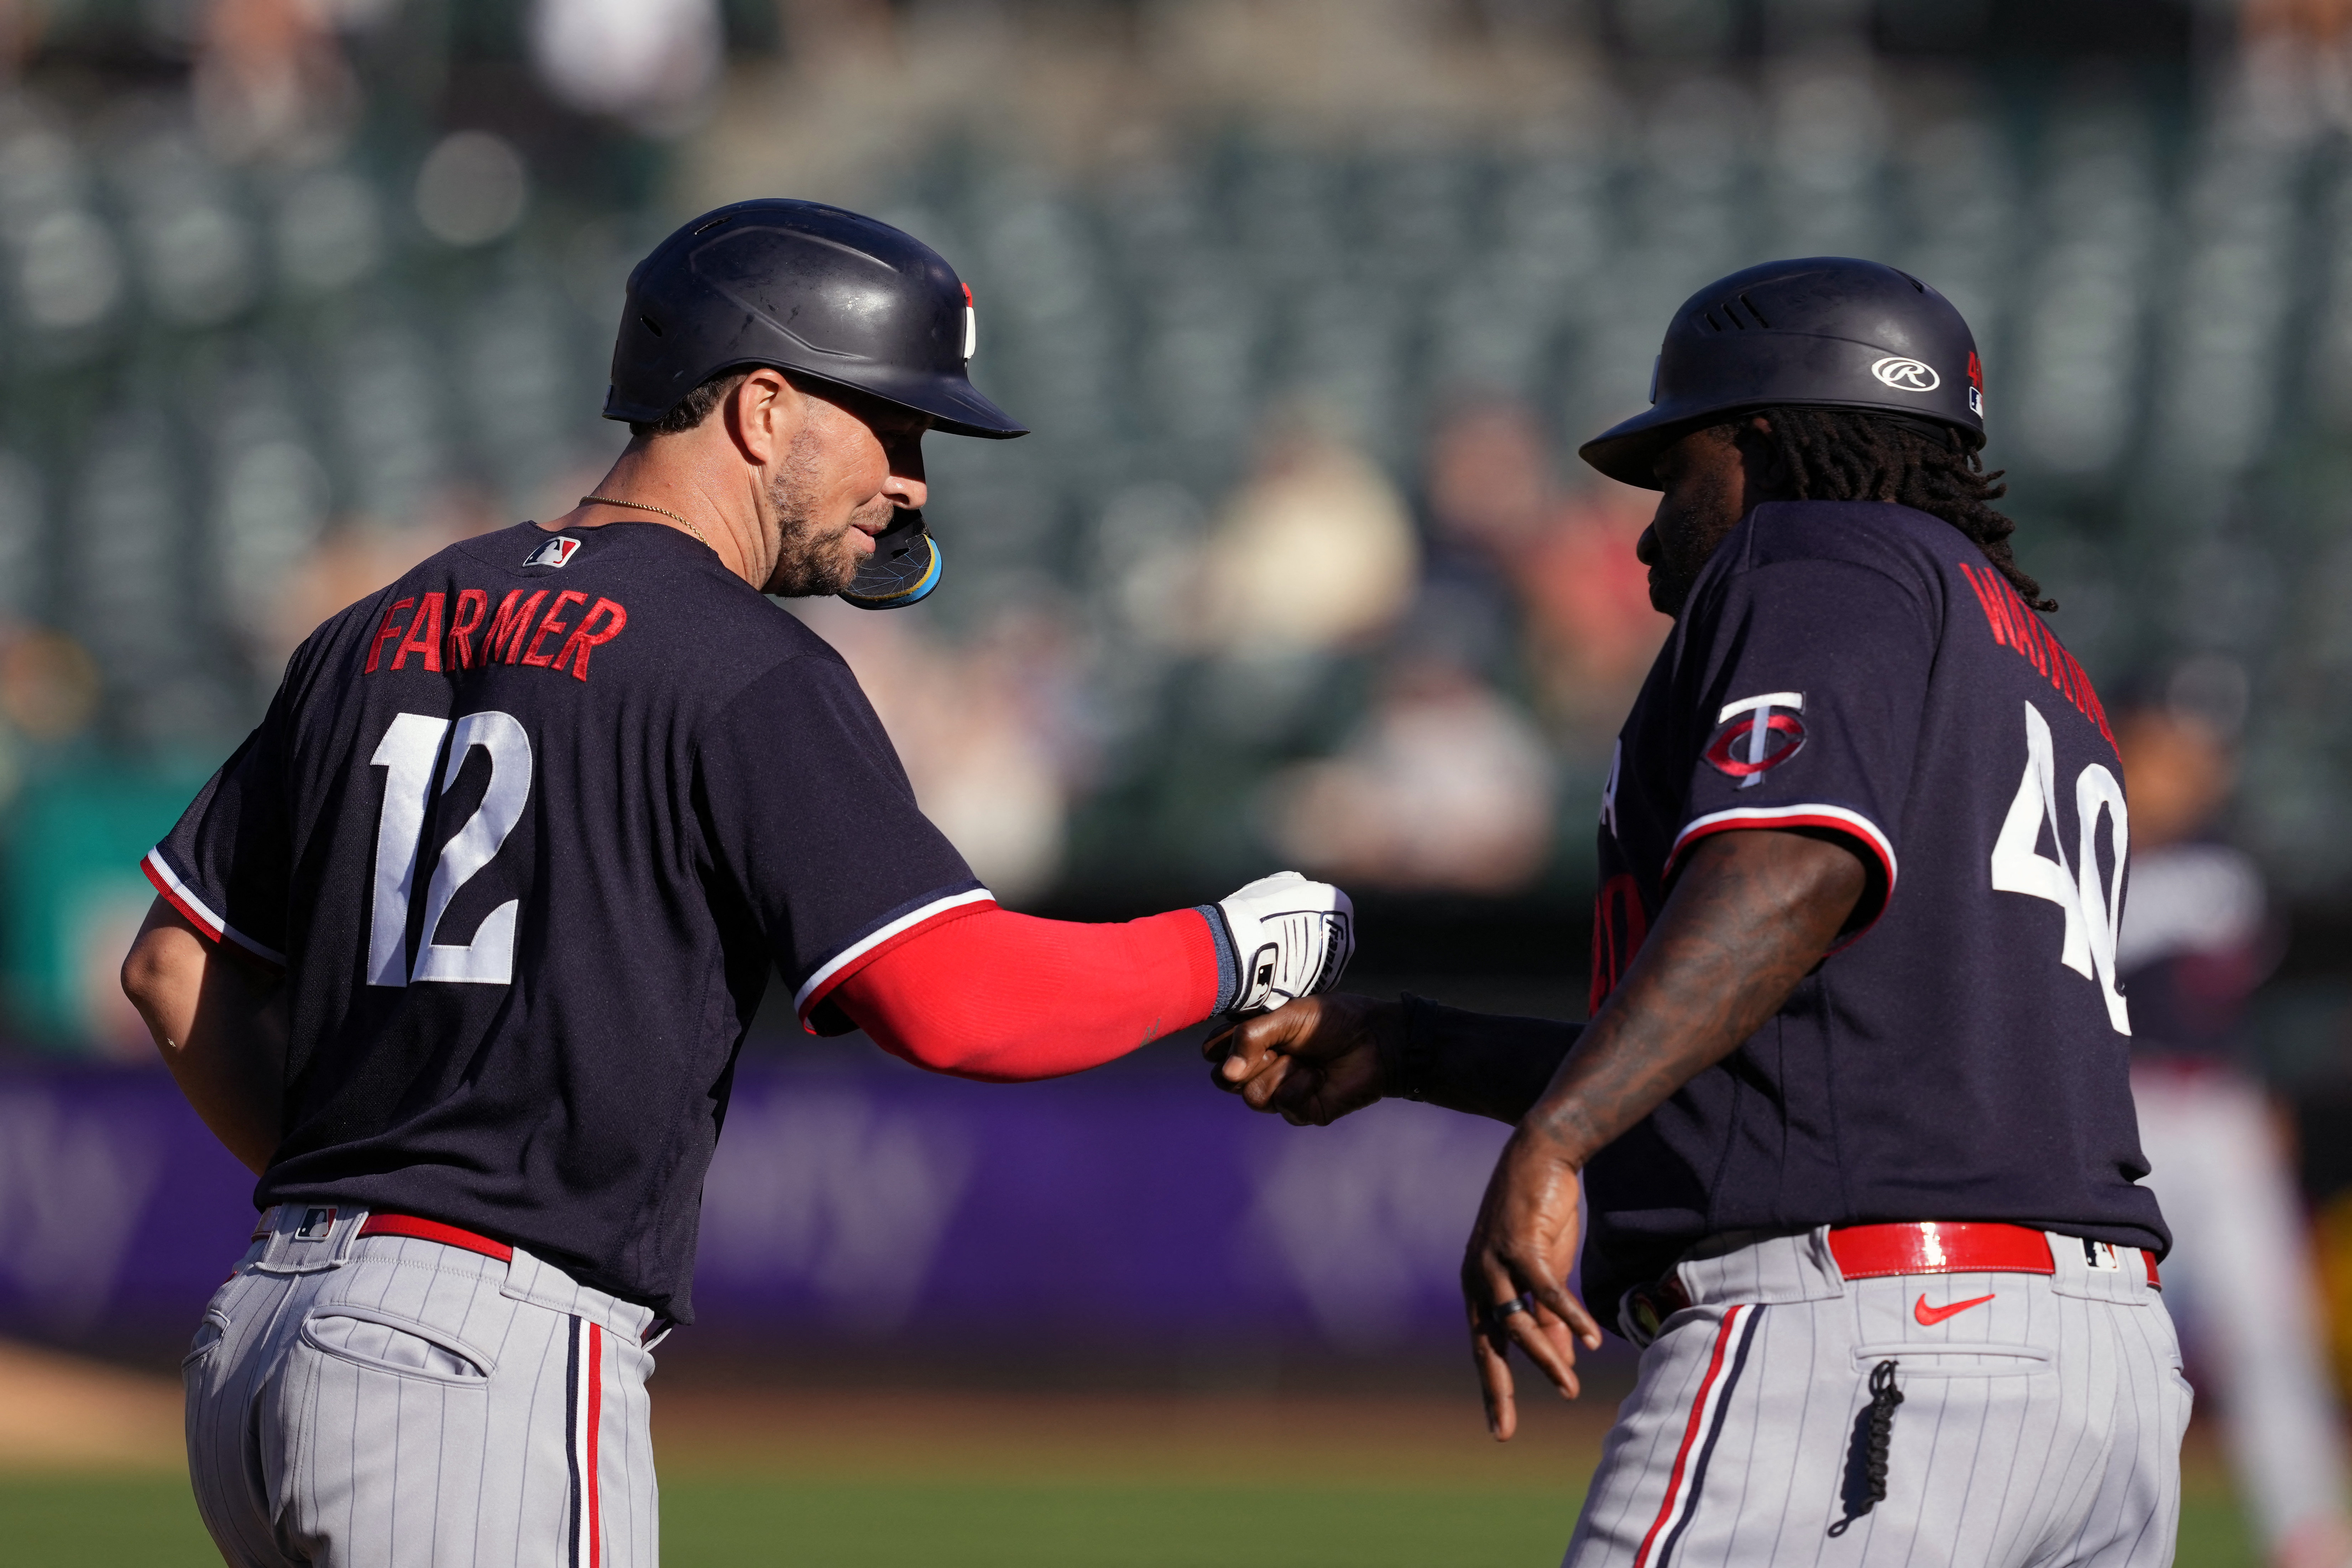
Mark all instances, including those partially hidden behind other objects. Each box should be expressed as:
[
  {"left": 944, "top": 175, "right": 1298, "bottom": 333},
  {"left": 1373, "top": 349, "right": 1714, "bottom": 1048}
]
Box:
[
  {"left": 358, "top": 1213, "right": 514, "bottom": 1263},
  {"left": 1828, "top": 1222, "right": 2159, "bottom": 1288}
]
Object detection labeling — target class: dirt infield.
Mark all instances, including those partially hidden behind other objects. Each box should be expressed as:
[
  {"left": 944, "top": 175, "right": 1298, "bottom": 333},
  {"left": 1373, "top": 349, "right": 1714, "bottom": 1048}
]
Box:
[
  {"left": 0, "top": 1334, "right": 2245, "bottom": 1505},
  {"left": 0, "top": 1333, "right": 1609, "bottom": 1486},
  {"left": 0, "top": 1339, "right": 183, "bottom": 1471},
  {"left": 652, "top": 1383, "right": 1614, "bottom": 1488}
]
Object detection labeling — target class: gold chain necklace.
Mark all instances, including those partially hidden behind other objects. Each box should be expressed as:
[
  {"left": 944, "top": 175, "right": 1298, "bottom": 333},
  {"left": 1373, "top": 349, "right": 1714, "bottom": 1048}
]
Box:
[{"left": 580, "top": 495, "right": 712, "bottom": 554}]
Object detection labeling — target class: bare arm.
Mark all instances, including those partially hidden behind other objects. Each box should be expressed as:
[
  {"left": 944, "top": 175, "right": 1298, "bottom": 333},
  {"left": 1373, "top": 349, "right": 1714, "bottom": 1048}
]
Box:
[
  {"left": 1212, "top": 829, "right": 1866, "bottom": 1435},
  {"left": 120, "top": 899, "right": 289, "bottom": 1175},
  {"left": 1467, "top": 827, "right": 1865, "bottom": 1433}
]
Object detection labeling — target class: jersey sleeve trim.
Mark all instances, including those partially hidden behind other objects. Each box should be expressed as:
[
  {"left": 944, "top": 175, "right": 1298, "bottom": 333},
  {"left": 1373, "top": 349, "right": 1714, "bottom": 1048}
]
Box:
[
  {"left": 792, "top": 884, "right": 997, "bottom": 1020},
  {"left": 141, "top": 847, "right": 288, "bottom": 966},
  {"left": 1664, "top": 805, "right": 1897, "bottom": 946}
]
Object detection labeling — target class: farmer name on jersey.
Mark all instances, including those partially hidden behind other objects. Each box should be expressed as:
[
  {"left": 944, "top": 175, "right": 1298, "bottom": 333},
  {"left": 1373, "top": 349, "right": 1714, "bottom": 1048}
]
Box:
[{"left": 361, "top": 589, "right": 630, "bottom": 683}]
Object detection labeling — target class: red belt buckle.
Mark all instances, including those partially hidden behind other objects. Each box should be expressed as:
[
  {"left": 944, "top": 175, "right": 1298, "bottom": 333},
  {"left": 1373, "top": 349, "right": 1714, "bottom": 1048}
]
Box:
[
  {"left": 357, "top": 1213, "right": 514, "bottom": 1263},
  {"left": 1828, "top": 1222, "right": 2056, "bottom": 1279}
]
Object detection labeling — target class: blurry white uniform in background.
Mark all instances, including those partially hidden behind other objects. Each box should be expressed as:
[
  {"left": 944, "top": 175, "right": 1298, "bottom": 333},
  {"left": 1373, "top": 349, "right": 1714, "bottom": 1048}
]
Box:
[{"left": 2122, "top": 842, "right": 2352, "bottom": 1568}]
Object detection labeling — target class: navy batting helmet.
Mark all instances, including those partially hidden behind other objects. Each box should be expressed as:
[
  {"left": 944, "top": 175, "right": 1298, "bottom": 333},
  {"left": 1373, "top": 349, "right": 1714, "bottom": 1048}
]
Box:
[
  {"left": 603, "top": 199, "right": 1027, "bottom": 439},
  {"left": 1579, "top": 257, "right": 1985, "bottom": 489}
]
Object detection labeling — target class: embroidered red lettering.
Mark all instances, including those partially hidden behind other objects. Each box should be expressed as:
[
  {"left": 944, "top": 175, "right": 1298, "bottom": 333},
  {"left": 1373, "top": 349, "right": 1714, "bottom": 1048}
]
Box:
[
  {"left": 1956, "top": 562, "right": 2010, "bottom": 648},
  {"left": 391, "top": 592, "right": 445, "bottom": 671},
  {"left": 446, "top": 589, "right": 488, "bottom": 669},
  {"left": 553, "top": 597, "right": 628, "bottom": 681},
  {"left": 521, "top": 591, "right": 588, "bottom": 667},
  {"left": 484, "top": 590, "right": 548, "bottom": 665},
  {"left": 2009, "top": 596, "right": 2047, "bottom": 675},
  {"left": 364, "top": 598, "right": 416, "bottom": 674},
  {"left": 1958, "top": 561, "right": 2117, "bottom": 749}
]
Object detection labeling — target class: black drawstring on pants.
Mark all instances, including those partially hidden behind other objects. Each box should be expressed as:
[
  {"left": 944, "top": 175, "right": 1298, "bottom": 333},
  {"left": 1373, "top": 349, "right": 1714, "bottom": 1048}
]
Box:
[{"left": 1828, "top": 1359, "right": 1904, "bottom": 1537}]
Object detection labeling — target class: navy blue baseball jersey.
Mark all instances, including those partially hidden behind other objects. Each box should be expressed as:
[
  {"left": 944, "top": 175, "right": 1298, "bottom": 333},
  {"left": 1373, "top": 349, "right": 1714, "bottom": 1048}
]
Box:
[
  {"left": 1582, "top": 499, "right": 2168, "bottom": 1322},
  {"left": 143, "top": 521, "right": 986, "bottom": 1320}
]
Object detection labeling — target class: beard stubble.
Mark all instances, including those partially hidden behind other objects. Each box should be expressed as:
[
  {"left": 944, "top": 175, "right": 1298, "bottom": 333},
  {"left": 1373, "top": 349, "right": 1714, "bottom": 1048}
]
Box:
[{"left": 761, "top": 424, "right": 890, "bottom": 597}]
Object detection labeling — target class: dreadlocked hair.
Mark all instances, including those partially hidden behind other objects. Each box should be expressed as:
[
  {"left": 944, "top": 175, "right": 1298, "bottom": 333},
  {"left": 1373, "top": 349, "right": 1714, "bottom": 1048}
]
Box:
[{"left": 1738, "top": 405, "right": 2052, "bottom": 611}]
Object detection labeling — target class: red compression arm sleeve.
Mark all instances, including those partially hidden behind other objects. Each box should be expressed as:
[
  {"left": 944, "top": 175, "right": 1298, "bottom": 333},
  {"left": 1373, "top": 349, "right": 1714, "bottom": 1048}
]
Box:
[{"left": 826, "top": 908, "right": 1222, "bottom": 1082}]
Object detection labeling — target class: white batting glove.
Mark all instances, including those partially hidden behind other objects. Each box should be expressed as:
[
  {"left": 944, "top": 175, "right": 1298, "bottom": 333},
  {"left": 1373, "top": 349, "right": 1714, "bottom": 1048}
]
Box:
[{"left": 1211, "top": 871, "right": 1356, "bottom": 1016}]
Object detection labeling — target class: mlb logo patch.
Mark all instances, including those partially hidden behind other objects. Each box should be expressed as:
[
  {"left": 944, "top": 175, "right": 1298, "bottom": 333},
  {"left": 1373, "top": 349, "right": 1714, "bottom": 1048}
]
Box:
[
  {"left": 296, "top": 1207, "right": 338, "bottom": 1242},
  {"left": 523, "top": 535, "right": 581, "bottom": 569},
  {"left": 2082, "top": 1238, "right": 2122, "bottom": 1272}
]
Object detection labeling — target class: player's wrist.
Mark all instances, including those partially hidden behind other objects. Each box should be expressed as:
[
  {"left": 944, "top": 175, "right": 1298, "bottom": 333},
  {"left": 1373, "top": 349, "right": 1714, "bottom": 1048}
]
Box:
[
  {"left": 1380, "top": 994, "right": 1433, "bottom": 1102},
  {"left": 1515, "top": 1096, "right": 1602, "bottom": 1170},
  {"left": 1193, "top": 904, "right": 1241, "bottom": 1012}
]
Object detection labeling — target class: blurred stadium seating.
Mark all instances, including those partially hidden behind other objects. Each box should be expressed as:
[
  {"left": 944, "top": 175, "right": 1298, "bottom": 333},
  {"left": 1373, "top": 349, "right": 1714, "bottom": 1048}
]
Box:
[{"left": 0, "top": 0, "right": 2345, "bottom": 1382}]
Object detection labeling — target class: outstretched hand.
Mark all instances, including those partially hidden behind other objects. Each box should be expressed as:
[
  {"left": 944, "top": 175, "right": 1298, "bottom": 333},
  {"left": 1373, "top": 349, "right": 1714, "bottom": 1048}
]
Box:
[
  {"left": 1461, "top": 1128, "right": 1606, "bottom": 1440},
  {"left": 1204, "top": 992, "right": 1394, "bottom": 1126}
]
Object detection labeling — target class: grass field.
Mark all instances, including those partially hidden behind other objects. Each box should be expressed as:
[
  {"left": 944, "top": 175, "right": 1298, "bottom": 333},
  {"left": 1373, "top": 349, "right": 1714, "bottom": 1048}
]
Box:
[
  {"left": 0, "top": 1474, "right": 2262, "bottom": 1566},
  {"left": 0, "top": 1342, "right": 2265, "bottom": 1566}
]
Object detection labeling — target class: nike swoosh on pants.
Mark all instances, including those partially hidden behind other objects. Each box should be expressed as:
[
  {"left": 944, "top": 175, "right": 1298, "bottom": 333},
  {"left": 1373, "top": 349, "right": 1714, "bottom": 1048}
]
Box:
[{"left": 1914, "top": 1291, "right": 1996, "bottom": 1326}]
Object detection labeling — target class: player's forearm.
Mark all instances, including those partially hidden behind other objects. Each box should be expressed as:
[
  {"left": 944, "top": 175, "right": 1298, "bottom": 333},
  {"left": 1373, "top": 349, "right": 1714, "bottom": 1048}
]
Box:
[
  {"left": 121, "top": 900, "right": 289, "bottom": 1175},
  {"left": 1520, "top": 830, "right": 1864, "bottom": 1167},
  {"left": 1389, "top": 998, "right": 1582, "bottom": 1124},
  {"left": 832, "top": 907, "right": 1222, "bottom": 1081}
]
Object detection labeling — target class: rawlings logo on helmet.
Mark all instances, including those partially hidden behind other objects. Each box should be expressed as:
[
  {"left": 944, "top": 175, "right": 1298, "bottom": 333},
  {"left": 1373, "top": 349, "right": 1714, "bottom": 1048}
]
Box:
[{"left": 1870, "top": 356, "right": 1940, "bottom": 392}]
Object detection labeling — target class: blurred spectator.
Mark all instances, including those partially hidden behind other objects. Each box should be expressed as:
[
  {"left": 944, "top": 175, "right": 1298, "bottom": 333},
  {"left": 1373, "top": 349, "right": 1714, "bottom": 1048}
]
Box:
[
  {"left": 1512, "top": 481, "right": 1663, "bottom": 755},
  {"left": 192, "top": 0, "right": 360, "bottom": 164},
  {"left": 1416, "top": 399, "right": 1665, "bottom": 758},
  {"left": 1425, "top": 397, "right": 1553, "bottom": 562},
  {"left": 0, "top": 626, "right": 99, "bottom": 744},
  {"left": 528, "top": 0, "right": 721, "bottom": 131},
  {"left": 795, "top": 597, "right": 1081, "bottom": 906},
  {"left": 2118, "top": 667, "right": 2352, "bottom": 1568},
  {"left": 1262, "top": 653, "right": 1554, "bottom": 894},
  {"left": 1197, "top": 415, "right": 1418, "bottom": 661}
]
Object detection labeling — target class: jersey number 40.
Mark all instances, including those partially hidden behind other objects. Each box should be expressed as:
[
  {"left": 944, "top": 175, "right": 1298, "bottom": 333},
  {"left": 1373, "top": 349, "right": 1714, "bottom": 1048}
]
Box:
[
  {"left": 1990, "top": 700, "right": 2129, "bottom": 1035},
  {"left": 366, "top": 710, "right": 532, "bottom": 987}
]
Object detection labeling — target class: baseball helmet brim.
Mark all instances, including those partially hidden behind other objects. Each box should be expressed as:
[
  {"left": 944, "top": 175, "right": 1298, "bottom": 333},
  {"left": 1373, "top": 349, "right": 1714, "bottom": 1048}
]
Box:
[{"left": 794, "top": 362, "right": 1028, "bottom": 440}]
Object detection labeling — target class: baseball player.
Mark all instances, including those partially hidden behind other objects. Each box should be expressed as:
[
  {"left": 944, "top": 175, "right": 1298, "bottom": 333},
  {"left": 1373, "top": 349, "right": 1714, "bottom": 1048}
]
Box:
[
  {"left": 1213, "top": 258, "right": 2185, "bottom": 1567},
  {"left": 2112, "top": 684, "right": 2352, "bottom": 1568},
  {"left": 118, "top": 198, "right": 1353, "bottom": 1568}
]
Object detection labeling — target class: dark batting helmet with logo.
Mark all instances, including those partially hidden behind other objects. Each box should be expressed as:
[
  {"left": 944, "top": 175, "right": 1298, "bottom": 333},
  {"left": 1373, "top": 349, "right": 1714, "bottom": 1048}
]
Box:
[
  {"left": 1579, "top": 257, "right": 1986, "bottom": 489},
  {"left": 602, "top": 198, "right": 1027, "bottom": 439}
]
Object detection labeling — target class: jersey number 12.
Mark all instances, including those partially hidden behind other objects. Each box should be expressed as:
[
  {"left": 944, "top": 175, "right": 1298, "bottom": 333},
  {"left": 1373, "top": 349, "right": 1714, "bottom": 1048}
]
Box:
[
  {"left": 1989, "top": 700, "right": 2129, "bottom": 1034},
  {"left": 367, "top": 710, "right": 532, "bottom": 987}
]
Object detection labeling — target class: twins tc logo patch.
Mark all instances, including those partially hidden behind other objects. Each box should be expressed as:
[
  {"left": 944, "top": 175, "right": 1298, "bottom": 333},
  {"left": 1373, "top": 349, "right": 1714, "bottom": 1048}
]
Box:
[
  {"left": 523, "top": 535, "right": 581, "bottom": 569},
  {"left": 1705, "top": 692, "right": 1806, "bottom": 788}
]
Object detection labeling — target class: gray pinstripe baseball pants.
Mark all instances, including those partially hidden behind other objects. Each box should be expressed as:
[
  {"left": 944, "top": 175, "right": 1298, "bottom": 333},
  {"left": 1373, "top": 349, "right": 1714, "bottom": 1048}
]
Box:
[
  {"left": 183, "top": 1205, "right": 660, "bottom": 1568},
  {"left": 1564, "top": 1228, "right": 2189, "bottom": 1568}
]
